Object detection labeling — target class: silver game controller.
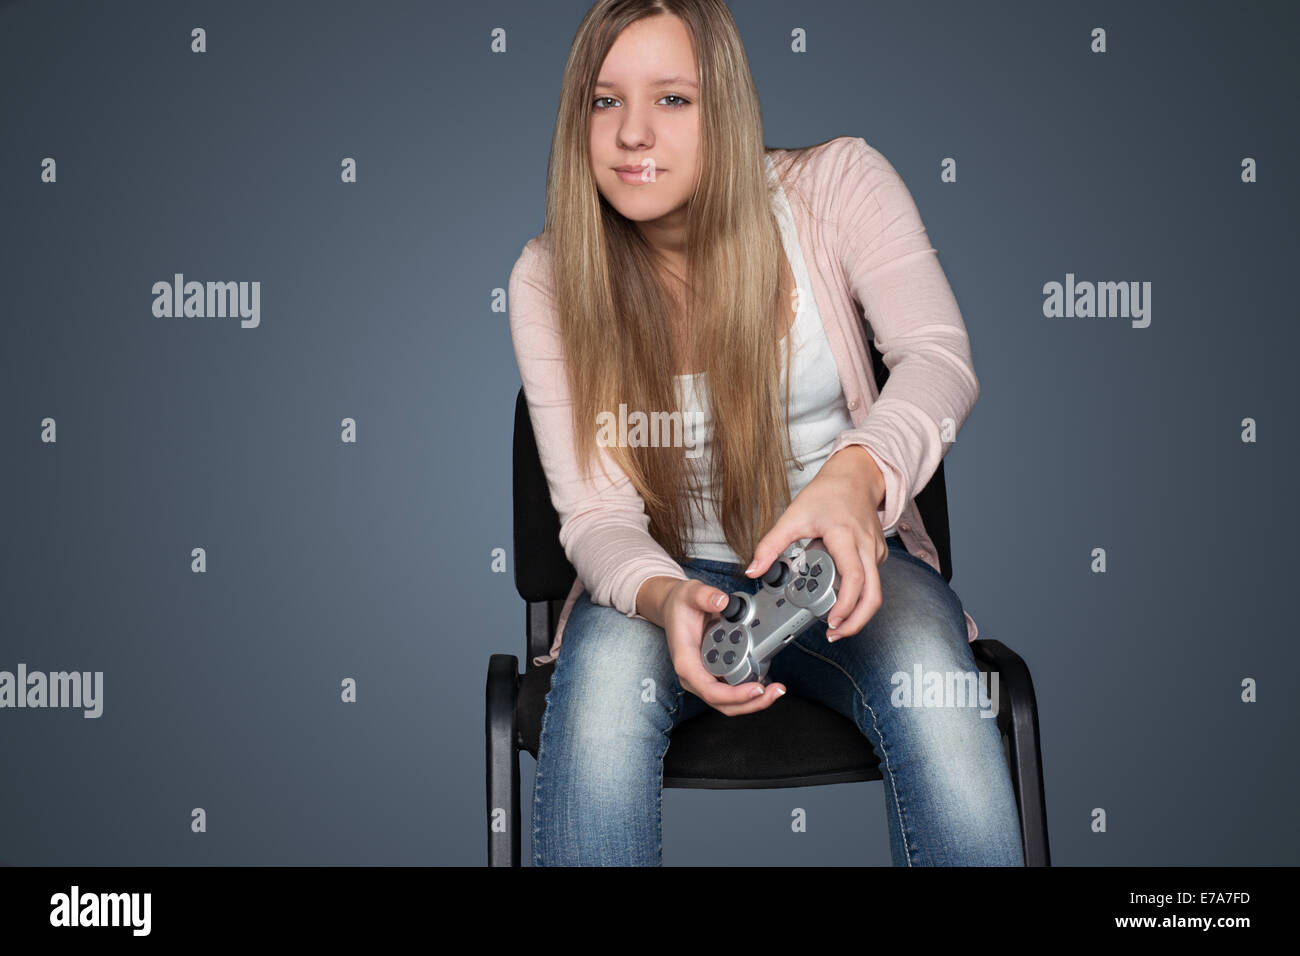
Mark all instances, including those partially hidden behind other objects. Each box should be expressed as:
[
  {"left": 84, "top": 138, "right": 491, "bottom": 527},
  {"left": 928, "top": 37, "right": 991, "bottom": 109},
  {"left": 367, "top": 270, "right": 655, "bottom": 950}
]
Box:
[{"left": 700, "top": 537, "right": 840, "bottom": 686}]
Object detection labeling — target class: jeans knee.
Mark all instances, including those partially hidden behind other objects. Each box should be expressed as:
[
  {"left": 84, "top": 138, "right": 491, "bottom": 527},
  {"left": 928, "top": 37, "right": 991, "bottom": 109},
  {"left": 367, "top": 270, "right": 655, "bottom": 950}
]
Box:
[
  {"left": 542, "top": 602, "right": 680, "bottom": 752},
  {"left": 875, "top": 591, "right": 973, "bottom": 679}
]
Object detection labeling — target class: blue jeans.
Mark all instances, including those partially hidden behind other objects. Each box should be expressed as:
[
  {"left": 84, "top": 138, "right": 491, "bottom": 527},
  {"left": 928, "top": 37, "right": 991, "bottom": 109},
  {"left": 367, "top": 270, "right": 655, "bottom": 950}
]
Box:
[{"left": 532, "top": 534, "right": 1025, "bottom": 866}]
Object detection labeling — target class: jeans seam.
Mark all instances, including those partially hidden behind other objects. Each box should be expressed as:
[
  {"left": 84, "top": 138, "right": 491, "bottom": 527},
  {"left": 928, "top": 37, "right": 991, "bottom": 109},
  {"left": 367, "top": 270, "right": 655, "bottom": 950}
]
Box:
[
  {"left": 655, "top": 760, "right": 664, "bottom": 864},
  {"left": 787, "top": 640, "right": 915, "bottom": 866},
  {"left": 657, "top": 687, "right": 685, "bottom": 864},
  {"left": 532, "top": 685, "right": 555, "bottom": 867}
]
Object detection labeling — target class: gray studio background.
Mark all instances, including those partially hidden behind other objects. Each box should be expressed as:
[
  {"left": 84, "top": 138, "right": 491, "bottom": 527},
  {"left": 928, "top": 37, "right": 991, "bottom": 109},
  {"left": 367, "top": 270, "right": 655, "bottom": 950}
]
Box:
[{"left": 2, "top": 0, "right": 1297, "bottom": 866}]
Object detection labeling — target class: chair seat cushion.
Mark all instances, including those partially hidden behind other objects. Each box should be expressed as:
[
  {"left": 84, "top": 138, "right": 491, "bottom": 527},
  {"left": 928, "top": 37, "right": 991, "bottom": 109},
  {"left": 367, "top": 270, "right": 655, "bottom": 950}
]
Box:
[{"left": 517, "top": 661, "right": 882, "bottom": 788}]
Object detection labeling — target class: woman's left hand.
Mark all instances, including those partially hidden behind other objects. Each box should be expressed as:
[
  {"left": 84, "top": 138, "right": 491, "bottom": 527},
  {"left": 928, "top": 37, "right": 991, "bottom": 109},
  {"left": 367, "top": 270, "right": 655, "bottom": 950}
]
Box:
[{"left": 744, "top": 445, "right": 888, "bottom": 641}]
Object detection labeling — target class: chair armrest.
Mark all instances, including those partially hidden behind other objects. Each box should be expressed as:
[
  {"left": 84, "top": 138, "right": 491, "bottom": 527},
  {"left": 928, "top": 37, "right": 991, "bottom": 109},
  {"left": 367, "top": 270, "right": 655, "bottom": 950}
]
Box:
[
  {"left": 486, "top": 654, "right": 521, "bottom": 866},
  {"left": 971, "top": 639, "right": 1038, "bottom": 746},
  {"left": 971, "top": 638, "right": 1051, "bottom": 866},
  {"left": 486, "top": 654, "right": 520, "bottom": 751}
]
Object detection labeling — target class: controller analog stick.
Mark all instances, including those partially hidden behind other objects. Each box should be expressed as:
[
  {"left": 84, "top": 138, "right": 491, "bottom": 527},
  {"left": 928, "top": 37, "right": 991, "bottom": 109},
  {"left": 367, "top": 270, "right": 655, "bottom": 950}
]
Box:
[
  {"left": 763, "top": 561, "right": 789, "bottom": 587},
  {"left": 722, "top": 595, "right": 748, "bottom": 622}
]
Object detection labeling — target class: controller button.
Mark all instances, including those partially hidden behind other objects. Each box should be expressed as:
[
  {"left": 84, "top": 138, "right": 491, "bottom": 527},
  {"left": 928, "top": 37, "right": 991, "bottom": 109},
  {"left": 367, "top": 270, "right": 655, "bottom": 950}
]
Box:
[
  {"left": 794, "top": 579, "right": 806, "bottom": 590},
  {"left": 750, "top": 619, "right": 759, "bottom": 628},
  {"left": 711, "top": 628, "right": 725, "bottom": 643},
  {"left": 775, "top": 598, "right": 785, "bottom": 607},
  {"left": 808, "top": 579, "right": 819, "bottom": 592},
  {"left": 723, "top": 651, "right": 736, "bottom": 665},
  {"left": 706, "top": 649, "right": 718, "bottom": 663},
  {"left": 728, "top": 629, "right": 743, "bottom": 644},
  {"left": 811, "top": 563, "right": 822, "bottom": 577}
]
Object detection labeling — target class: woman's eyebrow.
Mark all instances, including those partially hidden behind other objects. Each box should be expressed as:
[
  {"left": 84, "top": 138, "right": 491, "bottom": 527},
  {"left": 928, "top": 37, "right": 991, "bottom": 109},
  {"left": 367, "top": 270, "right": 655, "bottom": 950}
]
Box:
[{"left": 595, "top": 76, "right": 699, "bottom": 90}]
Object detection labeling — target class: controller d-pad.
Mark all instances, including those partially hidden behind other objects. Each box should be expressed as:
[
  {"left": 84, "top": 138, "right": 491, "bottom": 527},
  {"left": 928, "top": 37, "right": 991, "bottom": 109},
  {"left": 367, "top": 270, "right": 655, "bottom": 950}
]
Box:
[
  {"left": 794, "top": 579, "right": 805, "bottom": 590},
  {"left": 808, "top": 579, "right": 819, "bottom": 592},
  {"left": 811, "top": 563, "right": 822, "bottom": 577}
]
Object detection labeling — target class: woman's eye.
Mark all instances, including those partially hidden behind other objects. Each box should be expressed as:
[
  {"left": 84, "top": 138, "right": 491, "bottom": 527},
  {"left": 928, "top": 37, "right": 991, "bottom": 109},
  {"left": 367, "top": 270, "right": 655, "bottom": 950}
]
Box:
[{"left": 592, "top": 94, "right": 691, "bottom": 110}]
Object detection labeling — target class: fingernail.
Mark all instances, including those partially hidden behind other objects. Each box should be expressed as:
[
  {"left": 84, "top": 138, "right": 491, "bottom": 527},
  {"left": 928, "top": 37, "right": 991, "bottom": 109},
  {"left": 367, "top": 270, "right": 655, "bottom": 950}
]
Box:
[
  {"left": 775, "top": 687, "right": 786, "bottom": 697},
  {"left": 745, "top": 561, "right": 758, "bottom": 575},
  {"left": 713, "top": 593, "right": 726, "bottom": 608},
  {"left": 750, "top": 685, "right": 764, "bottom": 698},
  {"left": 828, "top": 617, "right": 841, "bottom": 629}
]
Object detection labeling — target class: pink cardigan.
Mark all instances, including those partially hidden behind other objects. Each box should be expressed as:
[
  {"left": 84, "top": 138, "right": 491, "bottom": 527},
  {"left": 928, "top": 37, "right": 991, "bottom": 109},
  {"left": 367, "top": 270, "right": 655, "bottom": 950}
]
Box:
[{"left": 508, "top": 136, "right": 981, "bottom": 668}]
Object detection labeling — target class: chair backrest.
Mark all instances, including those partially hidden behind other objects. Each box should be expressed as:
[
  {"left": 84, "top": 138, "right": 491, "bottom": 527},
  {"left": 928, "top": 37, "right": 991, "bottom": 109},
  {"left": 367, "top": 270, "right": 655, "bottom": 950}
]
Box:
[{"left": 512, "top": 338, "right": 954, "bottom": 661}]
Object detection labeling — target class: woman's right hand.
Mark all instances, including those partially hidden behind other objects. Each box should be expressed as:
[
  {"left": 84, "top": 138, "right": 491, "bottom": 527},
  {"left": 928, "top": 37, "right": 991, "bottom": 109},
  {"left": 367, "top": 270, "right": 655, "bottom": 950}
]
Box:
[{"left": 661, "top": 579, "right": 786, "bottom": 717}]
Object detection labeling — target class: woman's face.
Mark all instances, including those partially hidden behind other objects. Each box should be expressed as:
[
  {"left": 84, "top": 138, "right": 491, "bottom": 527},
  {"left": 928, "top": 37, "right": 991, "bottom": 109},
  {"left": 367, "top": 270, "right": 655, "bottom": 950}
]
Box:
[{"left": 589, "top": 14, "right": 700, "bottom": 224}]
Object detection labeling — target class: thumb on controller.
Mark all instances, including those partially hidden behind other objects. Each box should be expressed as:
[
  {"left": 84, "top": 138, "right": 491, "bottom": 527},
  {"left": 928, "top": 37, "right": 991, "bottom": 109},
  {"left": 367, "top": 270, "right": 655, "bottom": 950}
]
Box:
[{"left": 702, "top": 588, "right": 728, "bottom": 611}]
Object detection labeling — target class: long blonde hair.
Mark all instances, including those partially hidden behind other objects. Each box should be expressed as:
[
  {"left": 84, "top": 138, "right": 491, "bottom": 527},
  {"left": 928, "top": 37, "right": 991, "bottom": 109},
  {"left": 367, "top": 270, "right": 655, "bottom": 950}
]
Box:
[{"left": 542, "top": 0, "right": 834, "bottom": 563}]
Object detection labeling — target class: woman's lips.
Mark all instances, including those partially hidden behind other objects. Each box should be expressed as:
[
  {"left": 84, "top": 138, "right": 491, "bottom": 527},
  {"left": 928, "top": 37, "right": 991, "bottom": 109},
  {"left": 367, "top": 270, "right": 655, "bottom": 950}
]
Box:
[{"left": 615, "top": 166, "right": 664, "bottom": 184}]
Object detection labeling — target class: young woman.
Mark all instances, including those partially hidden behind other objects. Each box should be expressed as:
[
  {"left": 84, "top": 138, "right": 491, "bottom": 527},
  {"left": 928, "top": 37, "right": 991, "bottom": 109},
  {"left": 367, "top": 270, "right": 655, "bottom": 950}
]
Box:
[{"left": 507, "top": 0, "right": 1024, "bottom": 866}]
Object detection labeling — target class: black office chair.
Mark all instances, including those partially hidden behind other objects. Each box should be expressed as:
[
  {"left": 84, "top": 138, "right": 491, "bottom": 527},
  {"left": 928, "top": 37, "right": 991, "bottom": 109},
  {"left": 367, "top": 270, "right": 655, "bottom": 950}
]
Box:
[{"left": 487, "top": 338, "right": 1050, "bottom": 866}]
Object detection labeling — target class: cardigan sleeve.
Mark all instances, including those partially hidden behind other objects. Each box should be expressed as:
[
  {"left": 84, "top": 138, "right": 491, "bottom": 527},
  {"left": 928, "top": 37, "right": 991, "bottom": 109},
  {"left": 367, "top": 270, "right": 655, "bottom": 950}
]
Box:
[
  {"left": 507, "top": 240, "right": 689, "bottom": 620},
  {"left": 824, "top": 137, "right": 981, "bottom": 536}
]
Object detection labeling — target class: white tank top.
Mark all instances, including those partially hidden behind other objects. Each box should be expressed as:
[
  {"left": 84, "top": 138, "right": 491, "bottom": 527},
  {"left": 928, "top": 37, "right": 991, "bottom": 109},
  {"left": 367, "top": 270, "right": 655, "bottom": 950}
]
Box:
[{"left": 674, "top": 159, "right": 893, "bottom": 562}]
